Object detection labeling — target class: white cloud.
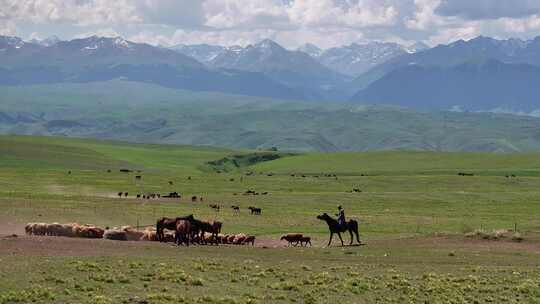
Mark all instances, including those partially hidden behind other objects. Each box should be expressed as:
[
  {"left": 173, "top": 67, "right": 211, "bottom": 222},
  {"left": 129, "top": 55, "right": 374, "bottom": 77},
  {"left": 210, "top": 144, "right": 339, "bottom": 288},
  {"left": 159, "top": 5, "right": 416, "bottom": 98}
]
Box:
[
  {"left": 0, "top": 0, "right": 141, "bottom": 26},
  {"left": 406, "top": 0, "right": 443, "bottom": 30},
  {"left": 3, "top": 0, "right": 540, "bottom": 48},
  {"left": 427, "top": 23, "right": 481, "bottom": 46},
  {"left": 287, "top": 0, "right": 398, "bottom": 29},
  {"left": 436, "top": 0, "right": 540, "bottom": 20},
  {"left": 0, "top": 19, "right": 17, "bottom": 35}
]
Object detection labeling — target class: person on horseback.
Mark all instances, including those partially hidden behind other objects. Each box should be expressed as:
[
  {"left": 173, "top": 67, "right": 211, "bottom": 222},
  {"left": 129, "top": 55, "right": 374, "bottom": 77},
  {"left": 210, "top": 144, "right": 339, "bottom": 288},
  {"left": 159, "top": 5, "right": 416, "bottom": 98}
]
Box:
[{"left": 336, "top": 205, "right": 346, "bottom": 229}]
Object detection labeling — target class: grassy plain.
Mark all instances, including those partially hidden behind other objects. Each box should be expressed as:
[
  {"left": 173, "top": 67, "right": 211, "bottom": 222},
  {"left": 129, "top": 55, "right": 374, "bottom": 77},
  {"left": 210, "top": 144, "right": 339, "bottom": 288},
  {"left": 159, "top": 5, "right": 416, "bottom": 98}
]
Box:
[{"left": 0, "top": 135, "right": 539, "bottom": 303}]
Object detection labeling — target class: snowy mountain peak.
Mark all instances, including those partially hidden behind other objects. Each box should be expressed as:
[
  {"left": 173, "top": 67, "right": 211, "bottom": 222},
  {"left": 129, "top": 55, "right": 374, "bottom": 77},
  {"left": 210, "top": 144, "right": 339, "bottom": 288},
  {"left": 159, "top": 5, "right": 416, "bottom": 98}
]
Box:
[
  {"left": 0, "top": 36, "right": 26, "bottom": 49},
  {"left": 297, "top": 43, "right": 323, "bottom": 58},
  {"left": 29, "top": 35, "right": 61, "bottom": 47},
  {"left": 256, "top": 39, "right": 280, "bottom": 48}
]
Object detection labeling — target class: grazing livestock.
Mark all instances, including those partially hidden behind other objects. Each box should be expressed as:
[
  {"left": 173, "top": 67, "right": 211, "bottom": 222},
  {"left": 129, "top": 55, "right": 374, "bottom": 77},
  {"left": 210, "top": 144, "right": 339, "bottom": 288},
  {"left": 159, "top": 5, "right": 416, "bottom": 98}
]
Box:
[
  {"left": 209, "top": 204, "right": 220, "bottom": 212},
  {"left": 248, "top": 206, "right": 262, "bottom": 215},
  {"left": 191, "top": 196, "right": 197, "bottom": 202},
  {"left": 317, "top": 213, "right": 361, "bottom": 247},
  {"left": 122, "top": 226, "right": 145, "bottom": 241},
  {"left": 233, "top": 233, "right": 247, "bottom": 245},
  {"left": 169, "top": 181, "right": 174, "bottom": 185},
  {"left": 118, "top": 192, "right": 123, "bottom": 197},
  {"left": 458, "top": 172, "right": 474, "bottom": 176},
  {"left": 231, "top": 205, "right": 240, "bottom": 214},
  {"left": 300, "top": 236, "right": 312, "bottom": 247},
  {"left": 135, "top": 175, "right": 141, "bottom": 180},
  {"left": 163, "top": 192, "right": 180, "bottom": 198},
  {"left": 25, "top": 223, "right": 47, "bottom": 236},
  {"left": 175, "top": 220, "right": 192, "bottom": 246},
  {"left": 141, "top": 228, "right": 158, "bottom": 241},
  {"left": 198, "top": 221, "right": 222, "bottom": 245},
  {"left": 156, "top": 215, "right": 194, "bottom": 242},
  {"left": 124, "top": 192, "right": 128, "bottom": 198},
  {"left": 243, "top": 235, "right": 256, "bottom": 246},
  {"left": 280, "top": 233, "right": 303, "bottom": 246},
  {"left": 104, "top": 229, "right": 128, "bottom": 241},
  {"left": 74, "top": 225, "right": 104, "bottom": 238}
]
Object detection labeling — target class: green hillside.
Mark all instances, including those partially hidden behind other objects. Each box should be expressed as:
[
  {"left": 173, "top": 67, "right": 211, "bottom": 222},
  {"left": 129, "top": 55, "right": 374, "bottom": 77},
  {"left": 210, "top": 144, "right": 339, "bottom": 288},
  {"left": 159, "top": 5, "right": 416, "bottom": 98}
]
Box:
[
  {"left": 252, "top": 151, "right": 540, "bottom": 176},
  {"left": 0, "top": 136, "right": 234, "bottom": 174},
  {"left": 3, "top": 81, "right": 540, "bottom": 152}
]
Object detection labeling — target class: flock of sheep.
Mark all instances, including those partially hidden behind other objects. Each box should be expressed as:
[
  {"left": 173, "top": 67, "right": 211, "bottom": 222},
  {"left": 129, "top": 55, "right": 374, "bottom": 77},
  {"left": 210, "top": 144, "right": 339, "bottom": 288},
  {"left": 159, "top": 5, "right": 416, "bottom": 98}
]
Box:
[{"left": 24, "top": 222, "right": 256, "bottom": 245}]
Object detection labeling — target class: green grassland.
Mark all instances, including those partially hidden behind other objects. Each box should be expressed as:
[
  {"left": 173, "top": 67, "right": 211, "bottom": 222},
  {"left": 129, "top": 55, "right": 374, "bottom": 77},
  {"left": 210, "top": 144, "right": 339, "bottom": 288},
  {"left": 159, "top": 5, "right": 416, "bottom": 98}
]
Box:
[
  {"left": 1, "top": 135, "right": 539, "bottom": 303},
  {"left": 4, "top": 81, "right": 540, "bottom": 152}
]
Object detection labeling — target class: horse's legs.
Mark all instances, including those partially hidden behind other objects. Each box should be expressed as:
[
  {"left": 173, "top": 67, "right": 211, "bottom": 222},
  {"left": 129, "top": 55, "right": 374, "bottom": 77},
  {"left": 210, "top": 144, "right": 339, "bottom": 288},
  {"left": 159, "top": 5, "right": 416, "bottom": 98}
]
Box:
[
  {"left": 337, "top": 232, "right": 344, "bottom": 246},
  {"left": 348, "top": 229, "right": 354, "bottom": 245},
  {"left": 355, "top": 229, "right": 361, "bottom": 244},
  {"left": 328, "top": 232, "right": 333, "bottom": 247}
]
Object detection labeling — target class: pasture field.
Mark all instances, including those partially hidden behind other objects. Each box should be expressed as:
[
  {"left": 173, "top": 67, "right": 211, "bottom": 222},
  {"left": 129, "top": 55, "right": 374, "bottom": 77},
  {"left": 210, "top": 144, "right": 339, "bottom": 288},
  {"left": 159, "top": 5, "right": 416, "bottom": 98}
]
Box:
[{"left": 0, "top": 135, "right": 539, "bottom": 303}]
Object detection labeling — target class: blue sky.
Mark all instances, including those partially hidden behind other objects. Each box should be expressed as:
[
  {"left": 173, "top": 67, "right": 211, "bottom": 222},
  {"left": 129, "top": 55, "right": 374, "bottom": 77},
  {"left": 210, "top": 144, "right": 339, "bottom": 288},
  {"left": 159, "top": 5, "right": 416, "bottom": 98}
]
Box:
[{"left": 2, "top": 0, "right": 540, "bottom": 48}]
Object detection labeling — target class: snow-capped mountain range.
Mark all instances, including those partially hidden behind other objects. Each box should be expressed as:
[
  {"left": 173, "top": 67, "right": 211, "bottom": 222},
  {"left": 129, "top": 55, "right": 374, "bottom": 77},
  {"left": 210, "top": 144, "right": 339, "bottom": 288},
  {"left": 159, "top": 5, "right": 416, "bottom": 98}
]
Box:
[
  {"left": 170, "top": 39, "right": 429, "bottom": 77},
  {"left": 5, "top": 34, "right": 540, "bottom": 111}
]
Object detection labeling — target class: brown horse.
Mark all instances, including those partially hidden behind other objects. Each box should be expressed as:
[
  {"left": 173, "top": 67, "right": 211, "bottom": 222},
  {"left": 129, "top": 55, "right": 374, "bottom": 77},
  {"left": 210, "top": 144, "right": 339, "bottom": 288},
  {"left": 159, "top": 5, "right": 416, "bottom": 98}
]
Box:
[
  {"left": 156, "top": 215, "right": 194, "bottom": 242},
  {"left": 317, "top": 213, "right": 360, "bottom": 247},
  {"left": 198, "top": 221, "right": 222, "bottom": 245},
  {"left": 175, "top": 220, "right": 192, "bottom": 246}
]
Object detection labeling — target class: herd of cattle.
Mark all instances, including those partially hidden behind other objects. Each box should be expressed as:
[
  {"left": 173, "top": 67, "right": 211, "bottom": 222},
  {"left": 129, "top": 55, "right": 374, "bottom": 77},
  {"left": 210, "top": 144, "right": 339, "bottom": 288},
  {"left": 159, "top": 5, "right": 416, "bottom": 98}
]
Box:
[
  {"left": 24, "top": 220, "right": 257, "bottom": 246},
  {"left": 24, "top": 220, "right": 314, "bottom": 248}
]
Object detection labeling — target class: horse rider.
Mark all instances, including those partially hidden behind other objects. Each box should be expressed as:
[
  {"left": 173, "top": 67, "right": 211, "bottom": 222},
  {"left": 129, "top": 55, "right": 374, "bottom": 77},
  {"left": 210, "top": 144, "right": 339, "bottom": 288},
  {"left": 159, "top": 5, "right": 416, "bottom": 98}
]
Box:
[{"left": 336, "top": 205, "right": 346, "bottom": 228}]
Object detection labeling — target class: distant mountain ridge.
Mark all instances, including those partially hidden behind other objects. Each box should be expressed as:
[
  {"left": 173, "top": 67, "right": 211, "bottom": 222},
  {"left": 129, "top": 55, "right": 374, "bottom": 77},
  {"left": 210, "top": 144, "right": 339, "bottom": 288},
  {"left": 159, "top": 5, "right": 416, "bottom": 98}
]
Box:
[
  {"left": 0, "top": 35, "right": 307, "bottom": 100},
  {"left": 4, "top": 34, "right": 540, "bottom": 111},
  {"left": 353, "top": 59, "right": 540, "bottom": 111},
  {"left": 350, "top": 35, "right": 540, "bottom": 111},
  {"left": 314, "top": 42, "right": 411, "bottom": 76},
  {"left": 206, "top": 39, "right": 349, "bottom": 99}
]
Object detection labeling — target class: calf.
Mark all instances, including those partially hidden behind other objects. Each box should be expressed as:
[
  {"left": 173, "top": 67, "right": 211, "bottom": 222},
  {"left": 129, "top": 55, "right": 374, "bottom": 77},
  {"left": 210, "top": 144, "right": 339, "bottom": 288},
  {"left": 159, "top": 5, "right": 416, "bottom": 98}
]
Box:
[
  {"left": 300, "top": 236, "right": 312, "bottom": 247},
  {"left": 280, "top": 233, "right": 303, "bottom": 246}
]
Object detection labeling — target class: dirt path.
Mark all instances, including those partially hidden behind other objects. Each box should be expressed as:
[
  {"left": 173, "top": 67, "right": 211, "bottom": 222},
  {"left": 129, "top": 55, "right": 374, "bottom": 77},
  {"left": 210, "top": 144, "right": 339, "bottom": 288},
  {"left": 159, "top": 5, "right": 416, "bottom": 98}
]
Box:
[{"left": 1, "top": 233, "right": 538, "bottom": 258}]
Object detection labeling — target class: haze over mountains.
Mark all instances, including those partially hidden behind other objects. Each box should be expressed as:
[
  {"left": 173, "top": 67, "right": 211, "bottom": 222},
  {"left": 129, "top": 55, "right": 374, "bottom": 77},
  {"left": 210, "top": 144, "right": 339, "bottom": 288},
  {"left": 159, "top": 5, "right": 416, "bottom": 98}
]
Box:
[
  {"left": 3, "top": 34, "right": 540, "bottom": 112},
  {"left": 4, "top": 34, "right": 540, "bottom": 152}
]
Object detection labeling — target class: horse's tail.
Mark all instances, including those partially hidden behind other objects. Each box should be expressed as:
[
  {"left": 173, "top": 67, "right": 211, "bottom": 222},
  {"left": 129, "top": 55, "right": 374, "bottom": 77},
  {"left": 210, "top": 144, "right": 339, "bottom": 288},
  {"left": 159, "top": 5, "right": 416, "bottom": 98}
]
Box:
[{"left": 349, "top": 219, "right": 360, "bottom": 244}]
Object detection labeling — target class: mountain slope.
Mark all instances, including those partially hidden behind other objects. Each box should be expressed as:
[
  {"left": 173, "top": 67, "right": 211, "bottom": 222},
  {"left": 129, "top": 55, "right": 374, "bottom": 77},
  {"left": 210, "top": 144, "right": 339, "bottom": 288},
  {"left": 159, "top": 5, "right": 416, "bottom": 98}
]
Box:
[
  {"left": 318, "top": 42, "right": 409, "bottom": 77},
  {"left": 352, "top": 36, "right": 540, "bottom": 92},
  {"left": 169, "top": 43, "right": 225, "bottom": 64},
  {"left": 0, "top": 35, "right": 307, "bottom": 100},
  {"left": 209, "top": 39, "right": 348, "bottom": 98},
  {"left": 352, "top": 59, "right": 540, "bottom": 111}
]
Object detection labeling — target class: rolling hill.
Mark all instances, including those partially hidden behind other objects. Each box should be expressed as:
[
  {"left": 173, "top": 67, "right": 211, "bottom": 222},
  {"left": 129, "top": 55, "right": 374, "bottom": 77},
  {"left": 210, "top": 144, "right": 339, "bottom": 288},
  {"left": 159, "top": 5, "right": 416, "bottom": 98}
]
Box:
[{"left": 3, "top": 81, "right": 540, "bottom": 153}]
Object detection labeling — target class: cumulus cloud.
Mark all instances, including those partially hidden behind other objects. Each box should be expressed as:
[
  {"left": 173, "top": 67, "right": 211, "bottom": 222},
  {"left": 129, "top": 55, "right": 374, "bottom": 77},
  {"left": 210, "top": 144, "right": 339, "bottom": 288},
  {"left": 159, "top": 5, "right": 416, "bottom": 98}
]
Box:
[
  {"left": 436, "top": 0, "right": 540, "bottom": 20},
  {"left": 287, "top": 0, "right": 398, "bottom": 29},
  {"left": 2, "top": 0, "right": 540, "bottom": 48},
  {"left": 136, "top": 0, "right": 206, "bottom": 28},
  {"left": 0, "top": 0, "right": 142, "bottom": 26}
]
